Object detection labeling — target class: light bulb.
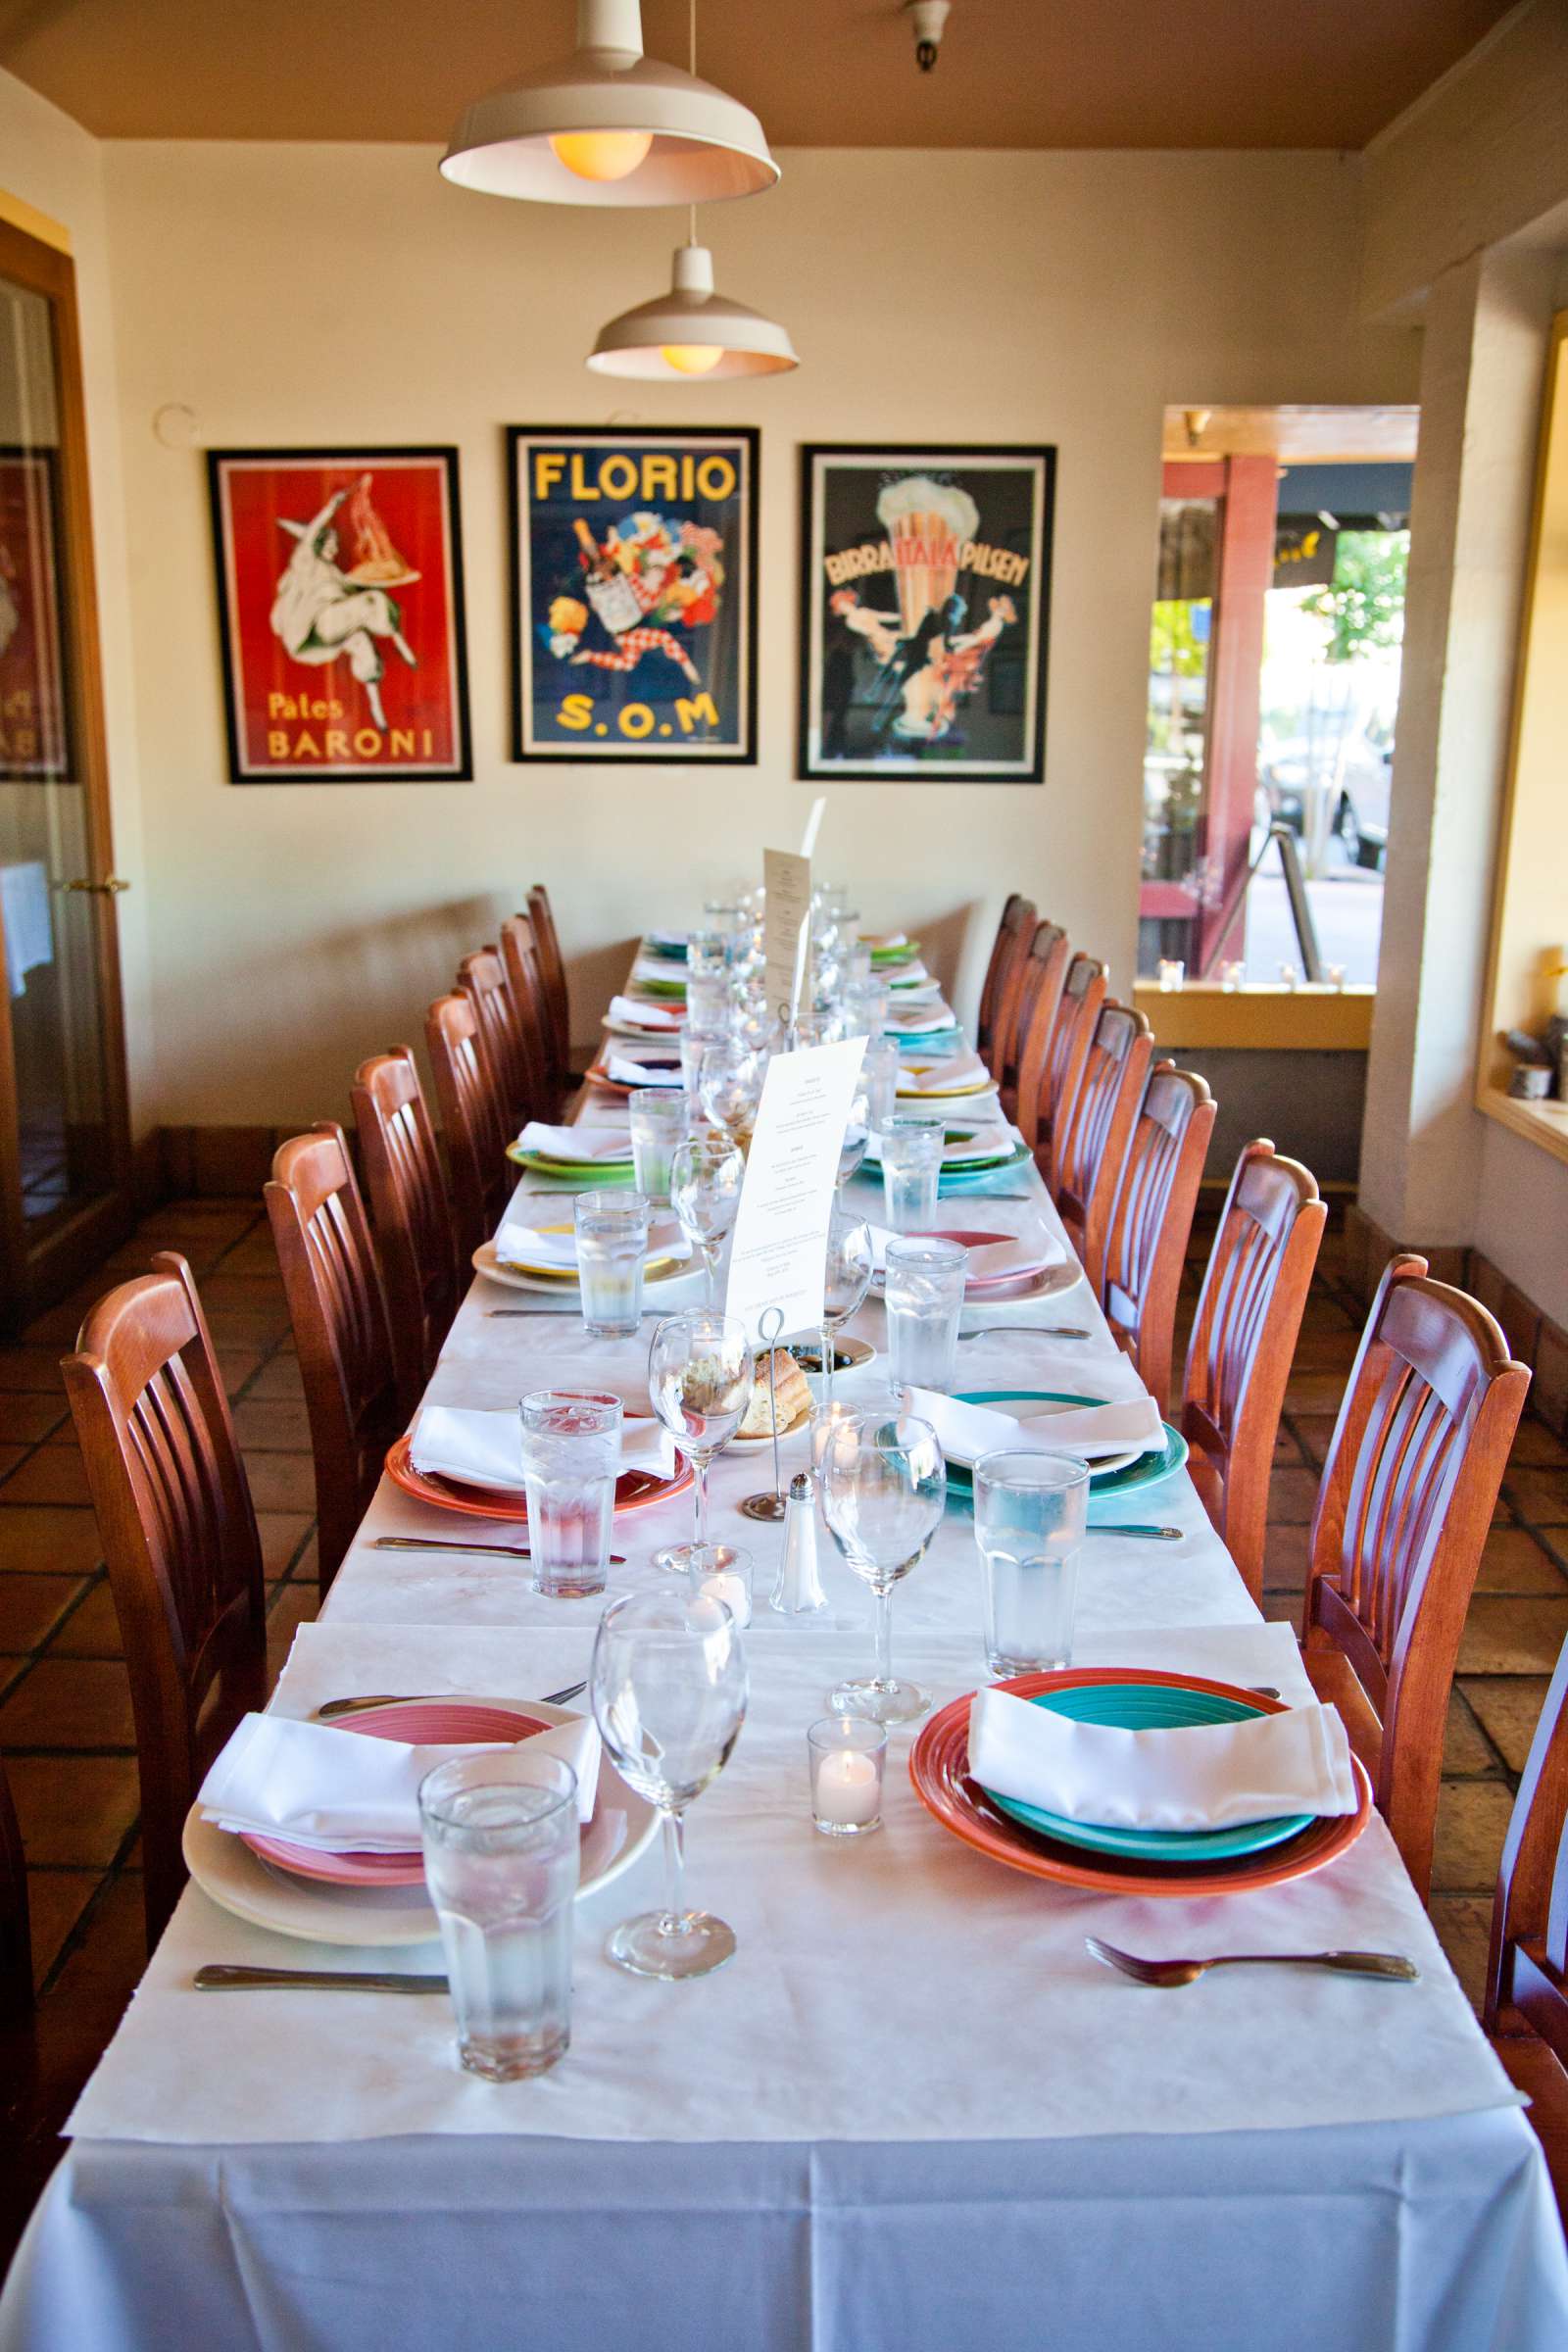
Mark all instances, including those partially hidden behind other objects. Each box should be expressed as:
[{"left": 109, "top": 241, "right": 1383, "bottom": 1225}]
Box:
[
  {"left": 549, "top": 129, "right": 654, "bottom": 183},
  {"left": 661, "top": 343, "right": 724, "bottom": 375}
]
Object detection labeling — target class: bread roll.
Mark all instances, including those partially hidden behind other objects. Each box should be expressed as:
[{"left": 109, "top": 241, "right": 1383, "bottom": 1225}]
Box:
[{"left": 738, "top": 1348, "right": 812, "bottom": 1437}]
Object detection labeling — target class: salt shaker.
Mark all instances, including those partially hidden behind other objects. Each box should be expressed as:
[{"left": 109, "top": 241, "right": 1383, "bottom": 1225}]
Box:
[{"left": 770, "top": 1469, "right": 828, "bottom": 1615}]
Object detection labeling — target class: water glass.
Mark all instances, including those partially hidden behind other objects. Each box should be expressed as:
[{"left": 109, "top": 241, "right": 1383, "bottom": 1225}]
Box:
[
  {"left": 679, "top": 1027, "right": 710, "bottom": 1110},
  {"left": 972, "top": 1448, "right": 1091, "bottom": 1675},
  {"left": 881, "top": 1120, "right": 943, "bottom": 1232},
  {"left": 574, "top": 1190, "right": 650, "bottom": 1338},
  {"left": 686, "top": 928, "right": 729, "bottom": 979},
  {"left": 418, "top": 1751, "right": 579, "bottom": 2080},
  {"left": 842, "top": 979, "right": 888, "bottom": 1041},
  {"left": 628, "top": 1089, "right": 686, "bottom": 1200},
  {"left": 685, "top": 971, "right": 731, "bottom": 1035},
  {"left": 884, "top": 1236, "right": 967, "bottom": 1391},
  {"left": 686, "top": 1540, "right": 753, "bottom": 1630},
  {"left": 860, "top": 1039, "right": 902, "bottom": 1137},
  {"left": 518, "top": 1390, "right": 623, "bottom": 1597},
  {"left": 820, "top": 1205, "right": 873, "bottom": 1403},
  {"left": 807, "top": 1715, "right": 886, "bottom": 1838}
]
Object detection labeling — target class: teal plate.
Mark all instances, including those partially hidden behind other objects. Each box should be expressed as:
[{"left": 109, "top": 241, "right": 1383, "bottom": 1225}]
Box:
[
  {"left": 645, "top": 935, "right": 688, "bottom": 960},
  {"left": 982, "top": 1682, "right": 1310, "bottom": 1862},
  {"left": 941, "top": 1390, "right": 1189, "bottom": 1499}
]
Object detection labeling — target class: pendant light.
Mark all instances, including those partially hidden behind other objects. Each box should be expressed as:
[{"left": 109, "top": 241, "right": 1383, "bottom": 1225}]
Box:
[
  {"left": 588, "top": 226, "right": 799, "bottom": 378},
  {"left": 441, "top": 0, "right": 778, "bottom": 208}
]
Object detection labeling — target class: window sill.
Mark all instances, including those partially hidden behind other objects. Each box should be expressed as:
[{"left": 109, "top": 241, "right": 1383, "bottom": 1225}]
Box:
[
  {"left": 1476, "top": 1085, "right": 1568, "bottom": 1171},
  {"left": 1131, "top": 983, "right": 1374, "bottom": 1052}
]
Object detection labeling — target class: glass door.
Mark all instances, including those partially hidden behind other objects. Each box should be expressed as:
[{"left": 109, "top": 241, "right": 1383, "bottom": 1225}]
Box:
[{"left": 0, "top": 217, "right": 132, "bottom": 1326}]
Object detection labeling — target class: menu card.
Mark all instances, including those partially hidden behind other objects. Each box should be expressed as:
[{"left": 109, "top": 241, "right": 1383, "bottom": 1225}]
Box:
[
  {"left": 762, "top": 846, "right": 812, "bottom": 1026},
  {"left": 725, "top": 1038, "right": 867, "bottom": 1345}
]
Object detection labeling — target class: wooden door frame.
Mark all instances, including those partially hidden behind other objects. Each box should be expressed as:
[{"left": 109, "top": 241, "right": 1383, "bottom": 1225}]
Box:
[{"left": 0, "top": 214, "right": 134, "bottom": 1325}]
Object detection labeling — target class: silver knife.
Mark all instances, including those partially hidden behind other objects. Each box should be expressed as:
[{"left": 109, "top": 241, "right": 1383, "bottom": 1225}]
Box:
[
  {"left": 1085, "top": 1524, "right": 1182, "bottom": 1541},
  {"left": 370, "top": 1537, "right": 626, "bottom": 1562},
  {"left": 194, "top": 1964, "right": 446, "bottom": 1993}
]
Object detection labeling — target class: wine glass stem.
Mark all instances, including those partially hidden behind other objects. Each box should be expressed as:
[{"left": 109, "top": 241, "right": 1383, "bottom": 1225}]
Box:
[
  {"left": 820, "top": 1318, "right": 833, "bottom": 1405},
  {"left": 874, "top": 1582, "right": 895, "bottom": 1692},
  {"left": 660, "top": 1804, "right": 688, "bottom": 1934},
  {"left": 701, "top": 1242, "right": 719, "bottom": 1309},
  {"left": 692, "top": 1450, "right": 710, "bottom": 1546}
]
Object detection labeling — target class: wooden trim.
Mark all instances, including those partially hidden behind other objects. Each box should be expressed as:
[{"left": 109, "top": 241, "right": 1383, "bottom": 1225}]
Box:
[
  {"left": 1477, "top": 1086, "right": 1568, "bottom": 1171},
  {"left": 0, "top": 186, "right": 71, "bottom": 256},
  {"left": 1132, "top": 982, "right": 1374, "bottom": 1051}
]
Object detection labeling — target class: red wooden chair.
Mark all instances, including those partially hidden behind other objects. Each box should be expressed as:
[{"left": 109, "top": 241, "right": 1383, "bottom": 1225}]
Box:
[
  {"left": 266, "top": 1126, "right": 402, "bottom": 1595},
  {"left": 501, "top": 911, "right": 564, "bottom": 1120},
  {"left": 1100, "top": 1063, "right": 1216, "bottom": 1415},
  {"left": 1300, "top": 1255, "right": 1530, "bottom": 1900},
  {"left": 61, "top": 1252, "right": 267, "bottom": 1941},
  {"left": 1484, "top": 1629, "right": 1568, "bottom": 2222},
  {"left": 1033, "top": 950, "right": 1106, "bottom": 1186},
  {"left": 425, "top": 991, "right": 513, "bottom": 1267},
  {"left": 351, "top": 1048, "right": 459, "bottom": 1416},
  {"left": 1012, "top": 922, "right": 1072, "bottom": 1152},
  {"left": 1051, "top": 1000, "right": 1152, "bottom": 1292},
  {"left": 528, "top": 882, "right": 571, "bottom": 1089},
  {"left": 1180, "top": 1141, "right": 1326, "bottom": 1602},
  {"left": 977, "top": 894, "right": 1035, "bottom": 1080},
  {"left": 1, "top": 1749, "right": 32, "bottom": 2025},
  {"left": 457, "top": 947, "right": 534, "bottom": 1134}
]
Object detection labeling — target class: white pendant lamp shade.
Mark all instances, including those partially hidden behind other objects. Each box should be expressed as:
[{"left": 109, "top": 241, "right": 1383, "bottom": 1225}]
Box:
[
  {"left": 587, "top": 243, "right": 799, "bottom": 379},
  {"left": 441, "top": 0, "right": 778, "bottom": 207}
]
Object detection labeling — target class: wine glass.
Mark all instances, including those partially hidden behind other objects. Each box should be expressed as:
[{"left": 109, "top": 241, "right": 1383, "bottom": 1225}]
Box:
[
  {"left": 591, "top": 1589, "right": 748, "bottom": 1981},
  {"left": 669, "top": 1134, "right": 744, "bottom": 1307},
  {"left": 648, "top": 1310, "right": 753, "bottom": 1574},
  {"left": 699, "top": 1036, "right": 767, "bottom": 1150},
  {"left": 819, "top": 1405, "right": 946, "bottom": 1725},
  {"left": 836, "top": 1081, "right": 870, "bottom": 1196},
  {"left": 819, "top": 1205, "right": 873, "bottom": 1403}
]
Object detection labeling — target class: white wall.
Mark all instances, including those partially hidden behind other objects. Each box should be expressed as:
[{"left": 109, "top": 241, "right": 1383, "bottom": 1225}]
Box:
[{"left": 95, "top": 139, "right": 1414, "bottom": 1128}]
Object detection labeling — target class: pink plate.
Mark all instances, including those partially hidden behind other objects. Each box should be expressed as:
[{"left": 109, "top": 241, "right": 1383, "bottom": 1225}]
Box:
[
  {"left": 241, "top": 1699, "right": 550, "bottom": 1888},
  {"left": 910, "top": 1227, "right": 1054, "bottom": 1295}
]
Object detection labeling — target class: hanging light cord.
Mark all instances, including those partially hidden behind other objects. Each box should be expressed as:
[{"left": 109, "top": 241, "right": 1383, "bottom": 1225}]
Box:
[{"left": 688, "top": 0, "right": 700, "bottom": 247}]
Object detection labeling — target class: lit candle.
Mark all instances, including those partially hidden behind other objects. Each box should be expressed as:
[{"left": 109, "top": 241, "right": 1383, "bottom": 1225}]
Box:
[
  {"left": 814, "top": 1747, "right": 881, "bottom": 1828},
  {"left": 697, "top": 1568, "right": 752, "bottom": 1629}
]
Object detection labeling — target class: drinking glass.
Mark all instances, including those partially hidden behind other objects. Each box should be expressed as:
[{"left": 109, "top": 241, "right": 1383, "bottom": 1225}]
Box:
[
  {"left": 703, "top": 899, "right": 745, "bottom": 940},
  {"left": 842, "top": 979, "right": 888, "bottom": 1041},
  {"left": 418, "top": 1751, "right": 579, "bottom": 2080},
  {"left": 627, "top": 1089, "right": 686, "bottom": 1201},
  {"left": 518, "top": 1390, "right": 623, "bottom": 1597},
  {"left": 820, "top": 1404, "right": 946, "bottom": 1725},
  {"left": 686, "top": 928, "right": 729, "bottom": 980},
  {"left": 648, "top": 1310, "right": 753, "bottom": 1574},
  {"left": 685, "top": 971, "right": 731, "bottom": 1035},
  {"left": 574, "top": 1190, "right": 650, "bottom": 1339},
  {"left": 669, "top": 1133, "right": 745, "bottom": 1307},
  {"left": 847, "top": 941, "right": 874, "bottom": 988},
  {"left": 884, "top": 1235, "right": 967, "bottom": 1392},
  {"left": 836, "top": 1098, "right": 869, "bottom": 1194},
  {"left": 861, "top": 1039, "right": 901, "bottom": 1137},
  {"left": 591, "top": 1589, "right": 748, "bottom": 1979},
  {"left": 972, "top": 1448, "right": 1091, "bottom": 1675},
  {"left": 881, "top": 1120, "right": 943, "bottom": 1232},
  {"left": 679, "top": 1027, "right": 711, "bottom": 1113},
  {"left": 820, "top": 1206, "right": 873, "bottom": 1404},
  {"left": 699, "top": 1037, "right": 766, "bottom": 1153}
]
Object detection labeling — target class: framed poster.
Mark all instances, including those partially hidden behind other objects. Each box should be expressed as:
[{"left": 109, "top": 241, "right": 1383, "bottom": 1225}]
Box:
[
  {"left": 208, "top": 447, "right": 471, "bottom": 783},
  {"left": 509, "top": 425, "right": 757, "bottom": 763},
  {"left": 798, "top": 444, "right": 1054, "bottom": 783},
  {"left": 0, "top": 447, "right": 69, "bottom": 778}
]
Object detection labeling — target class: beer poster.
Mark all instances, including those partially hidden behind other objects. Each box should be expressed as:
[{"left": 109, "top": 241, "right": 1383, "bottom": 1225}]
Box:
[
  {"left": 0, "top": 449, "right": 69, "bottom": 779},
  {"left": 208, "top": 447, "right": 471, "bottom": 783},
  {"left": 509, "top": 425, "right": 758, "bottom": 763},
  {"left": 799, "top": 445, "right": 1054, "bottom": 783}
]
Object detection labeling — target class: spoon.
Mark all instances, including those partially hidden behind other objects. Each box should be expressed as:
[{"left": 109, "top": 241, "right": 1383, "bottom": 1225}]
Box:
[{"left": 1086, "top": 1936, "right": 1418, "bottom": 1988}]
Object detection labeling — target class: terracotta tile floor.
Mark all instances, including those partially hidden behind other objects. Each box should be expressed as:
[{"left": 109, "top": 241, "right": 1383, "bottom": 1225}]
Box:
[{"left": 2, "top": 1196, "right": 1566, "bottom": 2261}]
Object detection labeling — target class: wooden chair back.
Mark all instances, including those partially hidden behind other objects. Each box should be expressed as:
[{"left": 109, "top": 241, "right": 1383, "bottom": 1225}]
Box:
[
  {"left": 499, "top": 912, "right": 560, "bottom": 1120},
  {"left": 1035, "top": 951, "right": 1106, "bottom": 1184},
  {"left": 977, "top": 893, "right": 1034, "bottom": 1075},
  {"left": 1180, "top": 1141, "right": 1326, "bottom": 1601},
  {"left": 1012, "top": 921, "right": 1071, "bottom": 1150},
  {"left": 0, "top": 1750, "right": 32, "bottom": 2021},
  {"left": 61, "top": 1252, "right": 266, "bottom": 1942},
  {"left": 1101, "top": 1063, "right": 1216, "bottom": 1415},
  {"left": 351, "top": 1048, "right": 458, "bottom": 1415},
  {"left": 457, "top": 947, "right": 532, "bottom": 1133},
  {"left": 527, "top": 883, "right": 570, "bottom": 1087},
  {"left": 987, "top": 897, "right": 1040, "bottom": 1088},
  {"left": 1301, "top": 1255, "right": 1531, "bottom": 1899},
  {"left": 425, "top": 990, "right": 512, "bottom": 1266},
  {"left": 1486, "top": 1629, "right": 1568, "bottom": 2061},
  {"left": 266, "top": 1125, "right": 402, "bottom": 1595},
  {"left": 1051, "top": 999, "right": 1153, "bottom": 1292}
]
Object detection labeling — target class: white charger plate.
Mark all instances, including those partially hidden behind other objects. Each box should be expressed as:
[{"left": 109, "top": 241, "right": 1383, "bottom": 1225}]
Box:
[{"left": 182, "top": 1698, "right": 657, "bottom": 1948}]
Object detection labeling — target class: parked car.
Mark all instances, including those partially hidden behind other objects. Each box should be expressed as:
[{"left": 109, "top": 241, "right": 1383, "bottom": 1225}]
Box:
[{"left": 1256, "top": 728, "right": 1392, "bottom": 867}]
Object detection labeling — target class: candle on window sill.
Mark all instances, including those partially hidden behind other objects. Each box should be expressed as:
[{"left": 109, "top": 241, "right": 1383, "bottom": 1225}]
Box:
[{"left": 808, "top": 1715, "right": 887, "bottom": 1837}]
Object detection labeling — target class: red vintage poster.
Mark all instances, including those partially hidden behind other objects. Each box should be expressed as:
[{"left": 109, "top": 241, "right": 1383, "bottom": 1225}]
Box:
[
  {"left": 0, "top": 448, "right": 69, "bottom": 779},
  {"left": 208, "top": 448, "right": 470, "bottom": 782}
]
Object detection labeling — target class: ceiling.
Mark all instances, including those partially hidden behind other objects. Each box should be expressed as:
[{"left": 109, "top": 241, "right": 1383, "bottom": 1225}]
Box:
[{"left": 0, "top": 0, "right": 1516, "bottom": 149}]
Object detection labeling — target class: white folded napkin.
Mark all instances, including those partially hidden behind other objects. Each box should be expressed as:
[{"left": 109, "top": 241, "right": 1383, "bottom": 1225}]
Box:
[
  {"left": 411, "top": 1404, "right": 677, "bottom": 1493},
  {"left": 608, "top": 1052, "right": 684, "bottom": 1089},
  {"left": 514, "top": 1121, "right": 633, "bottom": 1164},
  {"left": 886, "top": 1003, "right": 956, "bottom": 1033},
  {"left": 898, "top": 1052, "right": 991, "bottom": 1093},
  {"left": 866, "top": 931, "right": 906, "bottom": 949},
  {"left": 967, "top": 1683, "right": 1357, "bottom": 1831},
  {"left": 491, "top": 1212, "right": 690, "bottom": 1270},
  {"left": 939, "top": 1129, "right": 1018, "bottom": 1168},
  {"left": 200, "top": 1709, "right": 601, "bottom": 1845},
  {"left": 906, "top": 1385, "right": 1163, "bottom": 1465},
  {"left": 606, "top": 994, "right": 685, "bottom": 1032},
  {"left": 630, "top": 955, "right": 687, "bottom": 989},
  {"left": 887, "top": 975, "right": 943, "bottom": 1002}
]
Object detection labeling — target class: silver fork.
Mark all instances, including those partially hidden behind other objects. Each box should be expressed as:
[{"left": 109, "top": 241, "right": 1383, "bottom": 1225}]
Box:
[{"left": 1086, "top": 1936, "right": 1418, "bottom": 1988}]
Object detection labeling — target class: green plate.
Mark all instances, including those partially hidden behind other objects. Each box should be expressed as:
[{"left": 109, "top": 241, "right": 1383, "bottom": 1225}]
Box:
[
  {"left": 506, "top": 1145, "right": 634, "bottom": 1184},
  {"left": 982, "top": 1682, "right": 1310, "bottom": 1862},
  {"left": 869, "top": 939, "right": 921, "bottom": 966},
  {"left": 635, "top": 977, "right": 687, "bottom": 1001},
  {"left": 942, "top": 1390, "right": 1189, "bottom": 1499},
  {"left": 863, "top": 1140, "right": 1029, "bottom": 1181},
  {"left": 936, "top": 1145, "right": 1035, "bottom": 1191}
]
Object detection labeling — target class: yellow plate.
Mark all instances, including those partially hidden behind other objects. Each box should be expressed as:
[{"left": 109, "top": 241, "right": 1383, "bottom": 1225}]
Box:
[{"left": 491, "top": 1218, "right": 686, "bottom": 1285}]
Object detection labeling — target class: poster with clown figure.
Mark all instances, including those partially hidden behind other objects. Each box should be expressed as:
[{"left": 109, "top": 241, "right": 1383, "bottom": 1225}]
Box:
[
  {"left": 509, "top": 426, "right": 757, "bottom": 763},
  {"left": 798, "top": 445, "right": 1054, "bottom": 783}
]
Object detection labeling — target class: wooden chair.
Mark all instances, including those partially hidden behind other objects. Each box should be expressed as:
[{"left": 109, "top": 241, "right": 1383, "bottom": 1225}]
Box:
[
  {"left": 266, "top": 1126, "right": 402, "bottom": 1596},
  {"left": 1180, "top": 1141, "right": 1326, "bottom": 1603},
  {"left": 1300, "top": 1255, "right": 1530, "bottom": 1901},
  {"left": 1051, "top": 1000, "right": 1152, "bottom": 1292},
  {"left": 1484, "top": 1629, "right": 1568, "bottom": 2222},
  {"left": 977, "top": 893, "right": 1034, "bottom": 1077},
  {"left": 425, "top": 990, "right": 513, "bottom": 1267},
  {"left": 457, "top": 947, "right": 534, "bottom": 1134},
  {"left": 500, "top": 911, "right": 564, "bottom": 1120},
  {"left": 986, "top": 898, "right": 1040, "bottom": 1091},
  {"left": 528, "top": 882, "right": 571, "bottom": 1089},
  {"left": 1, "top": 1749, "right": 31, "bottom": 2024},
  {"left": 1100, "top": 1063, "right": 1216, "bottom": 1416},
  {"left": 351, "top": 1048, "right": 459, "bottom": 1416},
  {"left": 1011, "top": 922, "right": 1072, "bottom": 1150},
  {"left": 1032, "top": 950, "right": 1106, "bottom": 1184},
  {"left": 61, "top": 1252, "right": 266, "bottom": 1942}
]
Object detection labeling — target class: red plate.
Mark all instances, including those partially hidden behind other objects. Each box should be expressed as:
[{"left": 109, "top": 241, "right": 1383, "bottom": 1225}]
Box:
[
  {"left": 385, "top": 1433, "right": 693, "bottom": 1523},
  {"left": 241, "top": 1699, "right": 551, "bottom": 1887},
  {"left": 908, "top": 1667, "right": 1372, "bottom": 1898},
  {"left": 906, "top": 1228, "right": 1055, "bottom": 1295},
  {"left": 584, "top": 1055, "right": 684, "bottom": 1099}
]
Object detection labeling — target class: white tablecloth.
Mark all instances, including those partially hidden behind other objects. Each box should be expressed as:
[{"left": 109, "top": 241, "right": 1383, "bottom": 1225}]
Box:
[{"left": 4, "top": 952, "right": 1565, "bottom": 2350}]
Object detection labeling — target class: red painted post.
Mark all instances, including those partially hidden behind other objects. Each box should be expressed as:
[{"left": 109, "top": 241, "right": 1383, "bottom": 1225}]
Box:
[{"left": 1194, "top": 454, "right": 1278, "bottom": 975}]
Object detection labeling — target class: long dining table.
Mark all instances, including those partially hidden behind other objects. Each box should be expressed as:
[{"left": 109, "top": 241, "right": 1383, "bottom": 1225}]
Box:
[{"left": 3, "top": 944, "right": 1567, "bottom": 2352}]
